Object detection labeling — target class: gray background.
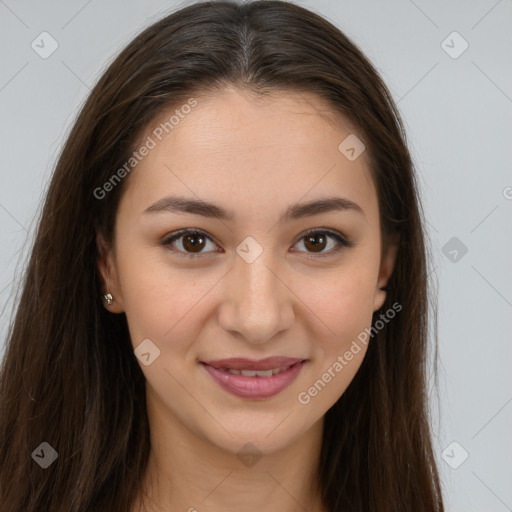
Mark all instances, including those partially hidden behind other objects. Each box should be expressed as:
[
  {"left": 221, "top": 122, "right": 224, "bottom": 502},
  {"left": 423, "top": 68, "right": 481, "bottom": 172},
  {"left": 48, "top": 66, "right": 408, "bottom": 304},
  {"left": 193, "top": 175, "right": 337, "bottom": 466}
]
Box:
[{"left": 1, "top": 0, "right": 511, "bottom": 510}]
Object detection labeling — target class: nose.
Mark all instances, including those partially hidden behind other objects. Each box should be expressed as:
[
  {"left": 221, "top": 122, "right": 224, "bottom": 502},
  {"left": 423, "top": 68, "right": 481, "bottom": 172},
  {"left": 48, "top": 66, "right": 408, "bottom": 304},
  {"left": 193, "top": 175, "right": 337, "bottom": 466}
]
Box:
[{"left": 217, "top": 247, "right": 295, "bottom": 345}]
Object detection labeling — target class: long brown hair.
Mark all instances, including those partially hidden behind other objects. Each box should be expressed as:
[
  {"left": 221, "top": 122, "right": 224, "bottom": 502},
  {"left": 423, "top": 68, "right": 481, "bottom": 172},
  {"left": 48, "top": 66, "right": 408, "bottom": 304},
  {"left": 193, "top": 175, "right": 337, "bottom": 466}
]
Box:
[{"left": 0, "top": 1, "right": 444, "bottom": 510}]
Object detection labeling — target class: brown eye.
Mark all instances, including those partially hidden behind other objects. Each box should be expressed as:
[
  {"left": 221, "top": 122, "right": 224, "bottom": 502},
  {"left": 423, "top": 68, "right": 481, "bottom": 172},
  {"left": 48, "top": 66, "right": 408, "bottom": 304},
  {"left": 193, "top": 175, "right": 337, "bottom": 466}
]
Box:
[
  {"left": 303, "top": 232, "right": 328, "bottom": 253},
  {"left": 162, "top": 229, "right": 218, "bottom": 257},
  {"left": 293, "top": 229, "right": 352, "bottom": 257},
  {"left": 161, "top": 227, "right": 353, "bottom": 260},
  {"left": 181, "top": 232, "right": 207, "bottom": 253}
]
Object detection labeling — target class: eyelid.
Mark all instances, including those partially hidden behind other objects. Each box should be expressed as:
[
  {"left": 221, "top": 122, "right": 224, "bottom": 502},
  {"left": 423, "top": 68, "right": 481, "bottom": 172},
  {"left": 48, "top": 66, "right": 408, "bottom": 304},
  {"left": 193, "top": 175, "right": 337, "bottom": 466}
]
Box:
[
  {"left": 291, "top": 227, "right": 354, "bottom": 259},
  {"left": 160, "top": 227, "right": 354, "bottom": 258},
  {"left": 160, "top": 228, "right": 220, "bottom": 258},
  {"left": 299, "top": 227, "right": 353, "bottom": 247}
]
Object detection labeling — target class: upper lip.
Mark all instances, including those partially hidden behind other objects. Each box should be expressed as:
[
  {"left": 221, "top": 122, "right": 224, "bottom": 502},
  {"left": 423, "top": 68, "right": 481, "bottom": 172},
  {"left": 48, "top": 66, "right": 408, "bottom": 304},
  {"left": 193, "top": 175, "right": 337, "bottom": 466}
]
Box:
[{"left": 202, "top": 357, "right": 305, "bottom": 371}]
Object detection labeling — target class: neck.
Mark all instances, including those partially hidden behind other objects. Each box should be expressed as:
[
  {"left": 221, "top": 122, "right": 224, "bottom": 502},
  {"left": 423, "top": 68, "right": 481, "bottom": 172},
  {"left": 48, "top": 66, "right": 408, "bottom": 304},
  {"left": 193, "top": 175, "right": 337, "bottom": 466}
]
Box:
[{"left": 133, "top": 396, "right": 327, "bottom": 512}]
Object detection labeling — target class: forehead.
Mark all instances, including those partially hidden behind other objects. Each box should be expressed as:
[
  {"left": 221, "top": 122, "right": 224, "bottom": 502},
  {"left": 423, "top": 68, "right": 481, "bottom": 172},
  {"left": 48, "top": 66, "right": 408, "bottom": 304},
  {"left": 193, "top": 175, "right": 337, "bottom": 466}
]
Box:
[{"left": 122, "top": 87, "right": 378, "bottom": 225}]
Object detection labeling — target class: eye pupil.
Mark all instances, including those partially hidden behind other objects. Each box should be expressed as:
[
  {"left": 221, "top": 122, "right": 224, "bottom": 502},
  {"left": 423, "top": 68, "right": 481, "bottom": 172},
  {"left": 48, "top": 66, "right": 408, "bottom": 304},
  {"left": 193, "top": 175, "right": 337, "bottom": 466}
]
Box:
[
  {"left": 304, "top": 233, "right": 326, "bottom": 253},
  {"left": 165, "top": 228, "right": 347, "bottom": 259},
  {"left": 183, "top": 233, "right": 206, "bottom": 252}
]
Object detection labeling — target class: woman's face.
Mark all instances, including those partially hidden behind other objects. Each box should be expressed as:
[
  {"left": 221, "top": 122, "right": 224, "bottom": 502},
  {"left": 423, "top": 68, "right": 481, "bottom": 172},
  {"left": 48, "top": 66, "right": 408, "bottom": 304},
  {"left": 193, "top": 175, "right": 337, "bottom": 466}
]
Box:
[{"left": 98, "top": 87, "right": 397, "bottom": 456}]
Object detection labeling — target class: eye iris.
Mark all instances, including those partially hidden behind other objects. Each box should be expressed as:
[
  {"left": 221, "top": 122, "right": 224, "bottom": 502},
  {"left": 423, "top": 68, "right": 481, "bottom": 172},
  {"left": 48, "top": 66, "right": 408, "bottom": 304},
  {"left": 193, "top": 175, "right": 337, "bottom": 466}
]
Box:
[
  {"left": 172, "top": 230, "right": 338, "bottom": 255},
  {"left": 182, "top": 233, "right": 206, "bottom": 253},
  {"left": 304, "top": 233, "right": 327, "bottom": 253}
]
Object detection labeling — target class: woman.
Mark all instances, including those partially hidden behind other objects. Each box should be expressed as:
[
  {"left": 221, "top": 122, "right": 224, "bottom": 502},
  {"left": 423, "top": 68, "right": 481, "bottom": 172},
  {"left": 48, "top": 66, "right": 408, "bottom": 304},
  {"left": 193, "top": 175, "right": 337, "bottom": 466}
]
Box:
[{"left": 0, "top": 1, "right": 444, "bottom": 511}]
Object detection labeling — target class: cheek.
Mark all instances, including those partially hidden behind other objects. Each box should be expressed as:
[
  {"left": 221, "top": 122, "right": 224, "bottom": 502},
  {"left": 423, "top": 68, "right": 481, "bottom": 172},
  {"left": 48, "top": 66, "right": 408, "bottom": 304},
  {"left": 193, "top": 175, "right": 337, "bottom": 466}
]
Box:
[
  {"left": 297, "top": 274, "right": 375, "bottom": 409},
  {"left": 300, "top": 262, "right": 377, "bottom": 405},
  {"left": 308, "top": 267, "right": 376, "bottom": 343},
  {"left": 116, "top": 246, "right": 218, "bottom": 352},
  {"left": 116, "top": 231, "right": 379, "bottom": 358}
]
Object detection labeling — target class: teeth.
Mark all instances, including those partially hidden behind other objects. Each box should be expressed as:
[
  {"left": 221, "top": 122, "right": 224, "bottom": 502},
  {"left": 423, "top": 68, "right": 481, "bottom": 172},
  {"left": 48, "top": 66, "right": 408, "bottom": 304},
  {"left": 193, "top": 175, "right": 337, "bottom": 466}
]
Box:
[
  {"left": 253, "top": 369, "right": 273, "bottom": 377},
  {"left": 225, "top": 366, "right": 291, "bottom": 377}
]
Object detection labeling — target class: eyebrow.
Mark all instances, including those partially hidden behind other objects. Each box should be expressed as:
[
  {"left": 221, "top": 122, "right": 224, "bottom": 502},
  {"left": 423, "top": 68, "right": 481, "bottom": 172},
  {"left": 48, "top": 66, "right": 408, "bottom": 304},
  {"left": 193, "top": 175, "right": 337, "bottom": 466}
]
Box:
[{"left": 143, "top": 195, "right": 365, "bottom": 222}]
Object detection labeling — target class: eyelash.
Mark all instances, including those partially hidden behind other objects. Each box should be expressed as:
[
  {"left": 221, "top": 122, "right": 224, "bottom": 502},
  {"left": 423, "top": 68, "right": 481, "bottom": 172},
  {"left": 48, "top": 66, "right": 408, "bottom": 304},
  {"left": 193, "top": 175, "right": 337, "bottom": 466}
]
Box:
[{"left": 160, "top": 227, "right": 354, "bottom": 259}]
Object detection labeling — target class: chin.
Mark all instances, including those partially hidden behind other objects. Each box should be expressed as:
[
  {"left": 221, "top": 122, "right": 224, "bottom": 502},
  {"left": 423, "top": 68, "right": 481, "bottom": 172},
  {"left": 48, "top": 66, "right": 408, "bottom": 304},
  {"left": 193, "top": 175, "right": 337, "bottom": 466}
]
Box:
[{"left": 197, "top": 414, "right": 317, "bottom": 458}]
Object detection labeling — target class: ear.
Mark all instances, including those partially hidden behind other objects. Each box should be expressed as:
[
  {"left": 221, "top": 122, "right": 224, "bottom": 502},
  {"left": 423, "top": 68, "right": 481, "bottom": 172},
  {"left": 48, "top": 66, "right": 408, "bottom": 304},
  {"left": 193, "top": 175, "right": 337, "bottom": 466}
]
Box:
[
  {"left": 96, "top": 232, "right": 125, "bottom": 313},
  {"left": 373, "top": 231, "right": 400, "bottom": 312}
]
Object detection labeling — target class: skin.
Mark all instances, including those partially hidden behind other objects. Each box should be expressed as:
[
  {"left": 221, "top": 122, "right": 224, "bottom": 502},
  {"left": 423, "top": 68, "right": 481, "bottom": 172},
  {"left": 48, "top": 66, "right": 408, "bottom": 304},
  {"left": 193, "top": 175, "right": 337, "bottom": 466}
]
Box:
[{"left": 97, "top": 87, "right": 399, "bottom": 512}]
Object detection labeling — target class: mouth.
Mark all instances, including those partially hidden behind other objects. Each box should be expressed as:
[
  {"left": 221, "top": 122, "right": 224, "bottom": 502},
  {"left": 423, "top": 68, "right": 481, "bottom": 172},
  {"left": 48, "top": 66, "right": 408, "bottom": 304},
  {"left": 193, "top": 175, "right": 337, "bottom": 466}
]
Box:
[
  {"left": 212, "top": 365, "right": 296, "bottom": 377},
  {"left": 200, "top": 357, "right": 308, "bottom": 400}
]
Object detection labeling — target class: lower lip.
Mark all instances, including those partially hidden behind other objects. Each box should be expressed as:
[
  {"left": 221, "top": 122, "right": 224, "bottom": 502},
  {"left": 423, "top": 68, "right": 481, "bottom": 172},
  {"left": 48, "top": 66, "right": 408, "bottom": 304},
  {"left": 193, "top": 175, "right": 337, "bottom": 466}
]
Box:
[{"left": 201, "top": 361, "right": 306, "bottom": 399}]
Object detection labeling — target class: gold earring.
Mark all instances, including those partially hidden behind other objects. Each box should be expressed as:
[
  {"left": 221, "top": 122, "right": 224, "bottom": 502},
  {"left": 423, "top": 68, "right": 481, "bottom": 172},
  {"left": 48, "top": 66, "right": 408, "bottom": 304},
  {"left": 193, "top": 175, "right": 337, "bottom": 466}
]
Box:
[
  {"left": 103, "top": 293, "right": 113, "bottom": 305},
  {"left": 377, "top": 291, "right": 386, "bottom": 310}
]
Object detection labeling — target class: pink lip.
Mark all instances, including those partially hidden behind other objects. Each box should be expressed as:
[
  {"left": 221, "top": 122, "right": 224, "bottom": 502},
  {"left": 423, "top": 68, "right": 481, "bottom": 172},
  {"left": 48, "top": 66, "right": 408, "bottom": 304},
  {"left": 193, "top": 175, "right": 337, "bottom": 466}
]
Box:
[
  {"left": 201, "top": 360, "right": 306, "bottom": 400},
  {"left": 202, "top": 356, "right": 304, "bottom": 371}
]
